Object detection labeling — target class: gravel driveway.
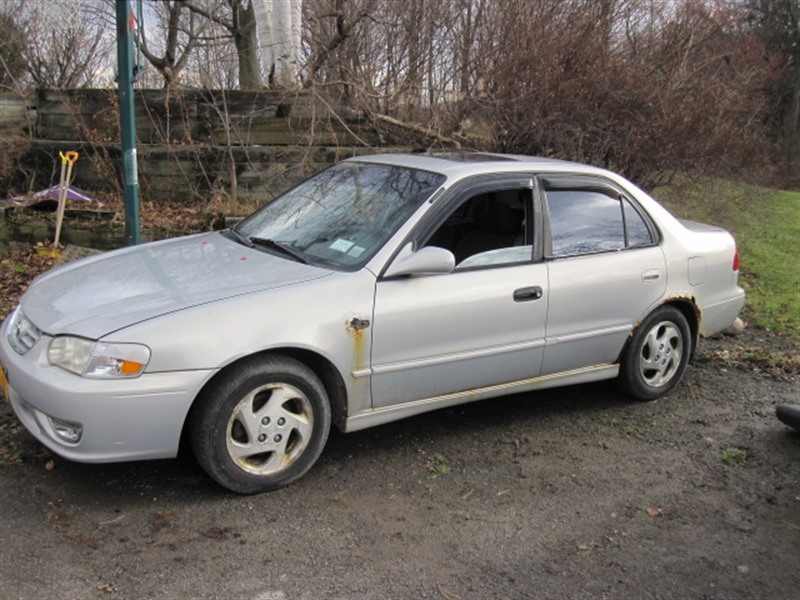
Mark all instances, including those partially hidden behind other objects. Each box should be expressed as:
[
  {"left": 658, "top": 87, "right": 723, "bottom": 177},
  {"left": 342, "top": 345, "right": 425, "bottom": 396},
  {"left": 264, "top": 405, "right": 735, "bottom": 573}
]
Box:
[{"left": 1, "top": 328, "right": 798, "bottom": 599}]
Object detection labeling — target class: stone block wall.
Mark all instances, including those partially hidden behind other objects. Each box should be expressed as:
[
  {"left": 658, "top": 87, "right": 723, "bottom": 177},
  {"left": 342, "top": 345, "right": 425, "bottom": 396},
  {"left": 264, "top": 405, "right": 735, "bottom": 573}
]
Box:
[{"left": 1, "top": 89, "right": 405, "bottom": 201}]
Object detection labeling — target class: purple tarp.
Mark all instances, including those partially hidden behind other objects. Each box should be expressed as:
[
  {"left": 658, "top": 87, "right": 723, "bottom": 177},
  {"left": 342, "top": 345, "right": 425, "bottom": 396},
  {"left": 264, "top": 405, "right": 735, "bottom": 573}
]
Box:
[{"left": 9, "top": 186, "right": 104, "bottom": 207}]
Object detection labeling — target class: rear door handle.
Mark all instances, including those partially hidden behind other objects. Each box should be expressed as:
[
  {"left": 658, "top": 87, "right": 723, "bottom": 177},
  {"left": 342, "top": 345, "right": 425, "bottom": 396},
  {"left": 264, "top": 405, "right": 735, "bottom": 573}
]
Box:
[
  {"left": 642, "top": 269, "right": 662, "bottom": 282},
  {"left": 513, "top": 286, "right": 543, "bottom": 302}
]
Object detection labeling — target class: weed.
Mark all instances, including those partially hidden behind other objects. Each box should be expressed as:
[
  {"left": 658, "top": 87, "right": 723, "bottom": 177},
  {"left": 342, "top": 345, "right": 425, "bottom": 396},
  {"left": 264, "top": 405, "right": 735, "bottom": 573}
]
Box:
[
  {"left": 0, "top": 448, "right": 26, "bottom": 465},
  {"left": 623, "top": 424, "right": 638, "bottom": 435},
  {"left": 722, "top": 447, "right": 747, "bottom": 466},
  {"left": 433, "top": 454, "right": 452, "bottom": 475},
  {"left": 417, "top": 453, "right": 453, "bottom": 493},
  {"left": 418, "top": 479, "right": 436, "bottom": 494}
]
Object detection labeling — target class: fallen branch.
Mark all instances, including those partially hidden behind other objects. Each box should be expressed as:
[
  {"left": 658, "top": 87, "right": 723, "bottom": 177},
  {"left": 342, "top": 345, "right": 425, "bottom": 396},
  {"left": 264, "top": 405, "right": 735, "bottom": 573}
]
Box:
[{"left": 373, "top": 113, "right": 462, "bottom": 148}]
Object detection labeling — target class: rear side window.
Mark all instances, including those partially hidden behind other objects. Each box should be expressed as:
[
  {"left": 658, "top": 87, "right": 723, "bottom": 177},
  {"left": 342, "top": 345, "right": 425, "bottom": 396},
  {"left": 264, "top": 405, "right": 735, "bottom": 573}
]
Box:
[
  {"left": 624, "top": 200, "right": 652, "bottom": 247},
  {"left": 546, "top": 189, "right": 653, "bottom": 257}
]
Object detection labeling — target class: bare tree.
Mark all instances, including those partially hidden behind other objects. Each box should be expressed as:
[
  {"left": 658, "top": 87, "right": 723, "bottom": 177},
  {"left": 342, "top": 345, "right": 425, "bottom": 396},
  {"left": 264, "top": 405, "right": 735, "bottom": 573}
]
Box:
[
  {"left": 303, "top": 0, "right": 371, "bottom": 86},
  {"left": 253, "top": 0, "right": 302, "bottom": 88},
  {"left": 9, "top": 0, "right": 114, "bottom": 88},
  {"left": 485, "top": 0, "right": 772, "bottom": 187},
  {"left": 747, "top": 0, "right": 799, "bottom": 179},
  {"left": 0, "top": 0, "right": 788, "bottom": 193},
  {"left": 0, "top": 11, "right": 26, "bottom": 90},
  {"left": 182, "top": 0, "right": 262, "bottom": 89},
  {"left": 140, "top": 0, "right": 206, "bottom": 88}
]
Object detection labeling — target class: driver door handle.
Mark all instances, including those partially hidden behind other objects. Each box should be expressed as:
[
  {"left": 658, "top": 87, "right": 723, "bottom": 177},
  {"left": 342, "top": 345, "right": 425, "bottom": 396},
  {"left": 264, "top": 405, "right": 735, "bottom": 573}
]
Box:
[{"left": 513, "top": 286, "right": 543, "bottom": 302}]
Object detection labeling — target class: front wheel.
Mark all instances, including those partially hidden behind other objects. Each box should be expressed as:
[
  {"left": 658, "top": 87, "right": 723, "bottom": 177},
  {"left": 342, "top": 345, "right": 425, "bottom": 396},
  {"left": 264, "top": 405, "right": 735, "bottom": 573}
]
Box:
[
  {"left": 189, "top": 355, "right": 331, "bottom": 494},
  {"left": 617, "top": 306, "right": 691, "bottom": 401}
]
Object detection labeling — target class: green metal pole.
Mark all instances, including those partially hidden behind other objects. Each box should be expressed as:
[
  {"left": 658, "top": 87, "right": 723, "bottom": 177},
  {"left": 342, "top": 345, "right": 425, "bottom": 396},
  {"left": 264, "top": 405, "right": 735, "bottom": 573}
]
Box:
[{"left": 116, "top": 0, "right": 140, "bottom": 245}]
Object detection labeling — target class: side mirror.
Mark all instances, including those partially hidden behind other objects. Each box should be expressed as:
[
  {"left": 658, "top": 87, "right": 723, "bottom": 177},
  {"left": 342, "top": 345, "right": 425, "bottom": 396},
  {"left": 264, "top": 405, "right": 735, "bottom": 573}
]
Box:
[{"left": 383, "top": 243, "right": 455, "bottom": 278}]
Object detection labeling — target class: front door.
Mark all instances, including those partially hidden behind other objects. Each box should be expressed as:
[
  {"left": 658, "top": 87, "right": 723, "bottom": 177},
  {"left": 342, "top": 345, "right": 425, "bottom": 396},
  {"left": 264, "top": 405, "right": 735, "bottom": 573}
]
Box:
[{"left": 370, "top": 184, "right": 548, "bottom": 407}]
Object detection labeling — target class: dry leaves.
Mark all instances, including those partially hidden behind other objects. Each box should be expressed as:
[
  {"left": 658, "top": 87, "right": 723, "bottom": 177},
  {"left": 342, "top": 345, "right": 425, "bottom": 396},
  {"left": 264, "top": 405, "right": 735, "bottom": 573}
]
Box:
[
  {"left": 711, "top": 346, "right": 800, "bottom": 377},
  {"left": 7, "top": 195, "right": 241, "bottom": 238},
  {"left": 0, "top": 248, "right": 57, "bottom": 320}
]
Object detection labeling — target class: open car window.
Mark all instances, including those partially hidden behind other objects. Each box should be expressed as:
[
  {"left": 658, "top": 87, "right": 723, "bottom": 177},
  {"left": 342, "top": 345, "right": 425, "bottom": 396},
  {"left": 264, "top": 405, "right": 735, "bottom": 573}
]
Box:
[{"left": 423, "top": 187, "right": 533, "bottom": 269}]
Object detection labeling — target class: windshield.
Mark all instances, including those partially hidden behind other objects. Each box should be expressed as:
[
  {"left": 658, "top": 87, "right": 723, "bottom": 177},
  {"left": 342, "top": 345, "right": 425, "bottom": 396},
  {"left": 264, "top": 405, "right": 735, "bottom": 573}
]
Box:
[{"left": 234, "top": 162, "right": 445, "bottom": 269}]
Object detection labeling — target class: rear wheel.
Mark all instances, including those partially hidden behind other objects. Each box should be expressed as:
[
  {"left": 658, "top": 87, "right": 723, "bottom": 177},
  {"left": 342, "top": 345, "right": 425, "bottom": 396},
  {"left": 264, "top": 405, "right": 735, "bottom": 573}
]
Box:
[
  {"left": 617, "top": 306, "right": 691, "bottom": 401},
  {"left": 190, "top": 355, "right": 331, "bottom": 494}
]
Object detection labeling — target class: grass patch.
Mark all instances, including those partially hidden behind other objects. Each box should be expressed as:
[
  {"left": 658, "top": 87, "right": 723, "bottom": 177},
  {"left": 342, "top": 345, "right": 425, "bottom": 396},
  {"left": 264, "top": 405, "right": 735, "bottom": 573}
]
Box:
[
  {"left": 721, "top": 447, "right": 747, "bottom": 466},
  {"left": 432, "top": 453, "right": 452, "bottom": 475},
  {"left": 655, "top": 179, "right": 799, "bottom": 338}
]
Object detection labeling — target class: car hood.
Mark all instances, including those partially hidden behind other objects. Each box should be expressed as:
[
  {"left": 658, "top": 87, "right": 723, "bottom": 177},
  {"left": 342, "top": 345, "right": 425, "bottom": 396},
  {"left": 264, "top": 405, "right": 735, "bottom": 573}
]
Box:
[{"left": 20, "top": 232, "right": 333, "bottom": 338}]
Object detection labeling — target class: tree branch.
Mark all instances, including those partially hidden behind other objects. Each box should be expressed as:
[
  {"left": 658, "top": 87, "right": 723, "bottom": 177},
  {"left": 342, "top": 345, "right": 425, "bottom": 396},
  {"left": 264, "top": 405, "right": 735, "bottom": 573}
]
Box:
[
  {"left": 373, "top": 113, "right": 462, "bottom": 147},
  {"left": 180, "top": 0, "right": 233, "bottom": 33}
]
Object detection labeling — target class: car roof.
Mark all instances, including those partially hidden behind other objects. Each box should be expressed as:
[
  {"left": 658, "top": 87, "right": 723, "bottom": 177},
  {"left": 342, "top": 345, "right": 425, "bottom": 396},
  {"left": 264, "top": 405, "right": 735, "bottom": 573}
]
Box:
[{"left": 344, "top": 152, "right": 596, "bottom": 179}]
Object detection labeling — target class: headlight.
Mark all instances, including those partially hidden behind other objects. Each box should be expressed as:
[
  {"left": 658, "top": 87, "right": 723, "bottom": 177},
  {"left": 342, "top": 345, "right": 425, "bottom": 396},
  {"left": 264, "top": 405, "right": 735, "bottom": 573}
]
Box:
[{"left": 48, "top": 337, "right": 150, "bottom": 378}]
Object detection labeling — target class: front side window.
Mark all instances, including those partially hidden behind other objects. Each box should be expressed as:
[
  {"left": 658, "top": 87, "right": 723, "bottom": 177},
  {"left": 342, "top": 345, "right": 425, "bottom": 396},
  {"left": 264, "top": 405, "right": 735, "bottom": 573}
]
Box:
[
  {"left": 546, "top": 188, "right": 653, "bottom": 257},
  {"left": 424, "top": 188, "right": 531, "bottom": 269},
  {"left": 235, "top": 162, "right": 445, "bottom": 269}
]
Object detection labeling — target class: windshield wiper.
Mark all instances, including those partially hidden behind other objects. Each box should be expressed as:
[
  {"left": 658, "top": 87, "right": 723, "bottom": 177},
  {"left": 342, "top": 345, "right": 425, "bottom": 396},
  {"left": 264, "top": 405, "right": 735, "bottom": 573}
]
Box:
[
  {"left": 249, "top": 237, "right": 308, "bottom": 264},
  {"left": 225, "top": 227, "right": 254, "bottom": 248}
]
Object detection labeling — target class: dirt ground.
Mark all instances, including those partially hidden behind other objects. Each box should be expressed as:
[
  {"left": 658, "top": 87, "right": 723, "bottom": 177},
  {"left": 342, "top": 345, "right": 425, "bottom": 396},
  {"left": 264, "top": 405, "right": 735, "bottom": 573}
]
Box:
[{"left": 0, "top": 325, "right": 798, "bottom": 600}]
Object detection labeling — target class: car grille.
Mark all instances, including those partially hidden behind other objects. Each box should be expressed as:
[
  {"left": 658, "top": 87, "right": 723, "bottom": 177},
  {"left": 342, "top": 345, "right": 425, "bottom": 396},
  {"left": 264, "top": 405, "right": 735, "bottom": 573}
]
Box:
[{"left": 7, "top": 308, "right": 43, "bottom": 355}]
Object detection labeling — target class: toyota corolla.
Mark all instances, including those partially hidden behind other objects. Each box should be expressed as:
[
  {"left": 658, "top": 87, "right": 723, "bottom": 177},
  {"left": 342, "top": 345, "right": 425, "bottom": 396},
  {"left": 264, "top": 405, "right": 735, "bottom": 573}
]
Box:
[{"left": 0, "top": 153, "right": 745, "bottom": 493}]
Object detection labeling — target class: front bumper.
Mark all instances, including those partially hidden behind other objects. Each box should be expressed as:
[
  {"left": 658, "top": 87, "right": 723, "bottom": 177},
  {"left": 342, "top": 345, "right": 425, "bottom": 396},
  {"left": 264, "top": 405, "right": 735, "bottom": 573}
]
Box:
[{"left": 1, "top": 318, "right": 214, "bottom": 463}]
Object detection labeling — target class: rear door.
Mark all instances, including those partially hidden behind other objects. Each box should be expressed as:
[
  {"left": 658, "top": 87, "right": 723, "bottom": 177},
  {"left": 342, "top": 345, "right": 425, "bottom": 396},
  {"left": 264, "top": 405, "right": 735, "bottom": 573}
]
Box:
[{"left": 540, "top": 176, "right": 667, "bottom": 374}]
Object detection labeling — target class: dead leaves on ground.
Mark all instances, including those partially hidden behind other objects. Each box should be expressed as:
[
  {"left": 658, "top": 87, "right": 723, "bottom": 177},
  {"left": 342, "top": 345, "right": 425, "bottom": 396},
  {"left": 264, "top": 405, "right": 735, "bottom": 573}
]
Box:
[
  {"left": 8, "top": 196, "right": 236, "bottom": 236},
  {"left": 0, "top": 248, "right": 57, "bottom": 320},
  {"left": 711, "top": 345, "right": 800, "bottom": 377}
]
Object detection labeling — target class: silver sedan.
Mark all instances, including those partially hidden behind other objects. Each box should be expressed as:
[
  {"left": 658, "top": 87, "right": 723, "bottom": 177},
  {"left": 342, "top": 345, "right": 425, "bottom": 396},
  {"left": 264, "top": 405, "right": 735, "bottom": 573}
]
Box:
[{"left": 0, "top": 153, "right": 745, "bottom": 493}]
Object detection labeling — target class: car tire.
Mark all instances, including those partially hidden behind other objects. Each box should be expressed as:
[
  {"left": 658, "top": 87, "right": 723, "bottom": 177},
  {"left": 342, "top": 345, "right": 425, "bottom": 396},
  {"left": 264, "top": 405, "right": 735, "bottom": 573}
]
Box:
[
  {"left": 189, "top": 355, "right": 331, "bottom": 494},
  {"left": 617, "top": 306, "right": 692, "bottom": 401}
]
